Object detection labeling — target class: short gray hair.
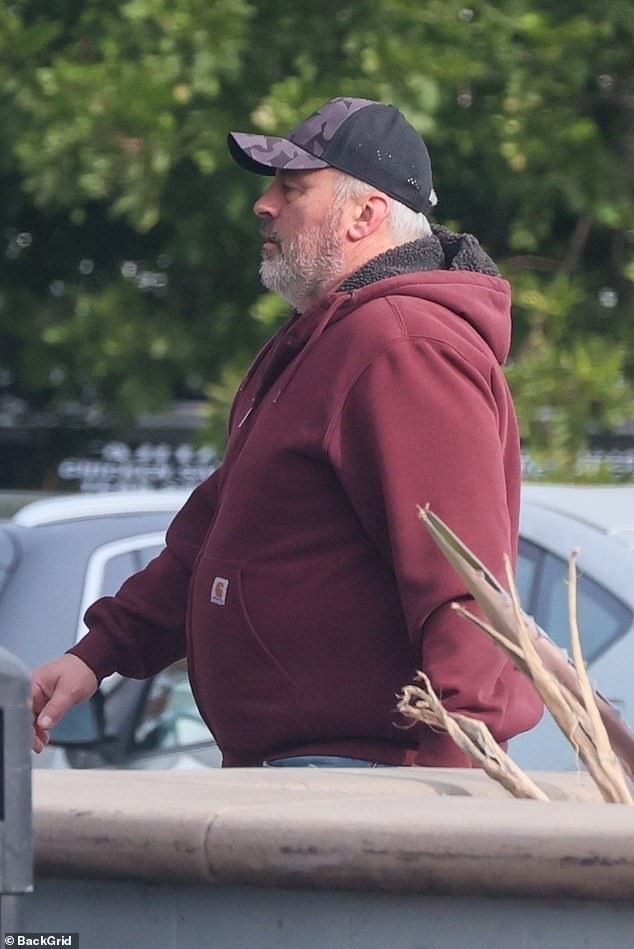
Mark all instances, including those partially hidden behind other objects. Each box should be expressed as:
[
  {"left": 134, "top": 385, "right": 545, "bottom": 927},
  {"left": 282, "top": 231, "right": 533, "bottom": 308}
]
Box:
[{"left": 332, "top": 171, "right": 432, "bottom": 243}]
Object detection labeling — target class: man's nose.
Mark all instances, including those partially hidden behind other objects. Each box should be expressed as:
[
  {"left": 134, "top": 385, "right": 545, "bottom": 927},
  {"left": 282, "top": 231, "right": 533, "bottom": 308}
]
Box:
[{"left": 253, "top": 180, "right": 280, "bottom": 218}]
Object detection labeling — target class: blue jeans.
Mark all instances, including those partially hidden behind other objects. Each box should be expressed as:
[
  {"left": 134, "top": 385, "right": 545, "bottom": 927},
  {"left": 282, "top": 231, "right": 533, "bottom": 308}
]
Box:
[{"left": 264, "top": 755, "right": 387, "bottom": 768}]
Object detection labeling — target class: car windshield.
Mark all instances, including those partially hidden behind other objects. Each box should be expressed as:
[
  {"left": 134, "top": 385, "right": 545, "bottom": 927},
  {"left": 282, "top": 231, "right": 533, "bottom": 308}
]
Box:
[
  {"left": 518, "top": 538, "right": 633, "bottom": 662},
  {"left": 0, "top": 527, "right": 20, "bottom": 599}
]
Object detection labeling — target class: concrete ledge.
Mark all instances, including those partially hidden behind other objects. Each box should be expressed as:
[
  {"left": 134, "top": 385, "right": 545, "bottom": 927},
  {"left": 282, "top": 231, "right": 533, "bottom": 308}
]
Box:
[{"left": 33, "top": 768, "right": 634, "bottom": 900}]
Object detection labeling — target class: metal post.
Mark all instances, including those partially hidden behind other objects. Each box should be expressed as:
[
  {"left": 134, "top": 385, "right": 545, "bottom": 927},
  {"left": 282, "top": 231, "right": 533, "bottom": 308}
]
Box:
[{"left": 0, "top": 646, "right": 33, "bottom": 938}]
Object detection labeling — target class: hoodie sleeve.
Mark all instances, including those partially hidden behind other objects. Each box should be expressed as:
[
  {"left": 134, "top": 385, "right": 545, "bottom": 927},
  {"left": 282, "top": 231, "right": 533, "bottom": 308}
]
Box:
[
  {"left": 67, "top": 468, "right": 223, "bottom": 682},
  {"left": 327, "top": 329, "right": 542, "bottom": 765}
]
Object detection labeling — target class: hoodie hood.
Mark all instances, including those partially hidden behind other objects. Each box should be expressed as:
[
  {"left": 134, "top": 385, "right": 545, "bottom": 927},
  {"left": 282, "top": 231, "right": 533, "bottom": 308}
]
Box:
[
  {"left": 338, "top": 224, "right": 500, "bottom": 290},
  {"left": 334, "top": 225, "right": 511, "bottom": 365},
  {"left": 239, "top": 225, "right": 511, "bottom": 415}
]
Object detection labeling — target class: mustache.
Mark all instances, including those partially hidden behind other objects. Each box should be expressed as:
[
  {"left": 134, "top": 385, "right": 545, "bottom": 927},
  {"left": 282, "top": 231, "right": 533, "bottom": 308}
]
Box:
[{"left": 260, "top": 223, "right": 281, "bottom": 244}]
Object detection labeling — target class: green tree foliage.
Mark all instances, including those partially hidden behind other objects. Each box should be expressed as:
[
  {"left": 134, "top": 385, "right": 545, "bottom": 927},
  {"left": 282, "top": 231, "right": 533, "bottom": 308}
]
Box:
[{"left": 1, "top": 0, "right": 633, "bottom": 473}]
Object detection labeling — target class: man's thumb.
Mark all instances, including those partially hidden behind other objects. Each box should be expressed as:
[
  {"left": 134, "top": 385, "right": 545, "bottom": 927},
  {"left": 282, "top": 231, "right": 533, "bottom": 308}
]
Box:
[{"left": 37, "top": 691, "right": 72, "bottom": 730}]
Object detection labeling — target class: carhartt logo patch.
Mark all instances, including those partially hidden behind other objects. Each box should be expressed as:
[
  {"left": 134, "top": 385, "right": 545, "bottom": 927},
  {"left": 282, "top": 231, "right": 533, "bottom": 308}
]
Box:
[{"left": 210, "top": 577, "right": 229, "bottom": 605}]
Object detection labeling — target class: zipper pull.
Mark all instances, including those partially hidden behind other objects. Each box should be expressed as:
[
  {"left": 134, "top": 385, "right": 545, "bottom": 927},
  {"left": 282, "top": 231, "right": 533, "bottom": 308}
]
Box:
[{"left": 238, "top": 399, "right": 255, "bottom": 428}]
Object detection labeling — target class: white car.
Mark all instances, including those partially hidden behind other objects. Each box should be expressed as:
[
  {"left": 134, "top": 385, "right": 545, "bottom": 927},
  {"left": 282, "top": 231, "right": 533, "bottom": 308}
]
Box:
[{"left": 511, "top": 483, "right": 634, "bottom": 770}]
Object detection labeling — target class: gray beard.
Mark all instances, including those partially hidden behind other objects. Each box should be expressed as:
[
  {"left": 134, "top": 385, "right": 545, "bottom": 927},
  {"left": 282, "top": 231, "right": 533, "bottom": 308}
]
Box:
[{"left": 259, "top": 212, "right": 345, "bottom": 312}]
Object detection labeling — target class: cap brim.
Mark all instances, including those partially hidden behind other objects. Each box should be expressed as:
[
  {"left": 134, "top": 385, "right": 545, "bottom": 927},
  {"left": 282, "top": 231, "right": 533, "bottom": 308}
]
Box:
[{"left": 227, "top": 132, "right": 329, "bottom": 175}]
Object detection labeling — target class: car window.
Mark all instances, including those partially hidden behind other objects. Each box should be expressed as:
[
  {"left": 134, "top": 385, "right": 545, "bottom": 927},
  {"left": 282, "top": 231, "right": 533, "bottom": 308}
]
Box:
[
  {"left": 0, "top": 528, "right": 19, "bottom": 598},
  {"left": 100, "top": 544, "right": 164, "bottom": 597},
  {"left": 516, "top": 538, "right": 541, "bottom": 609},
  {"left": 518, "top": 539, "right": 632, "bottom": 661},
  {"left": 89, "top": 537, "right": 210, "bottom": 758},
  {"left": 137, "top": 544, "right": 164, "bottom": 569},
  {"left": 131, "top": 659, "right": 210, "bottom": 751},
  {"left": 101, "top": 551, "right": 138, "bottom": 596}
]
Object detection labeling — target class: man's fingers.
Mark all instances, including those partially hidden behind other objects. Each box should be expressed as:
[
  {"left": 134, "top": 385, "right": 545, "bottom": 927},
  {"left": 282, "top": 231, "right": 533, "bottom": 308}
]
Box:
[
  {"left": 36, "top": 699, "right": 65, "bottom": 730},
  {"left": 30, "top": 654, "right": 99, "bottom": 746},
  {"left": 30, "top": 679, "right": 64, "bottom": 751},
  {"left": 36, "top": 680, "right": 89, "bottom": 730},
  {"left": 31, "top": 677, "right": 51, "bottom": 719},
  {"left": 33, "top": 721, "right": 49, "bottom": 742},
  {"left": 31, "top": 708, "right": 51, "bottom": 754},
  {"left": 32, "top": 722, "right": 49, "bottom": 754},
  {"left": 31, "top": 676, "right": 71, "bottom": 730}
]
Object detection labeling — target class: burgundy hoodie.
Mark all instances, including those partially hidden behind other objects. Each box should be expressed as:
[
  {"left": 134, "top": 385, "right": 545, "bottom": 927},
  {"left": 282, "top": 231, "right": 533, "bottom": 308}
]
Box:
[{"left": 71, "top": 235, "right": 543, "bottom": 766}]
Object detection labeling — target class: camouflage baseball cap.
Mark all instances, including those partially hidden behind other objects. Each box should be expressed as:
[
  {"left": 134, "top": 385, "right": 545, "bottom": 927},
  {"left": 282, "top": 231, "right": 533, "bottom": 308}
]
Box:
[{"left": 228, "top": 97, "right": 438, "bottom": 215}]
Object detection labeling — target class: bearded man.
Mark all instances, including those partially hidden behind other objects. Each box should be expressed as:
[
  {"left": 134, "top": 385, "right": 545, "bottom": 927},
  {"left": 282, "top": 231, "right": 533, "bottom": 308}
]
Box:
[{"left": 32, "top": 98, "right": 542, "bottom": 767}]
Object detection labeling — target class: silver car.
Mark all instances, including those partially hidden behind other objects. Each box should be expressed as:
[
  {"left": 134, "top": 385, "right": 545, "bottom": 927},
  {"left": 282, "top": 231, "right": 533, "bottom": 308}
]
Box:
[
  {"left": 511, "top": 483, "right": 634, "bottom": 770},
  {"left": 1, "top": 490, "right": 221, "bottom": 769}
]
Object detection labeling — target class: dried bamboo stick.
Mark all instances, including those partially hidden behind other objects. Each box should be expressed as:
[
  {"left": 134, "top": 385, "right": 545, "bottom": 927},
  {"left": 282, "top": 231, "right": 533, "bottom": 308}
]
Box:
[
  {"left": 416, "top": 505, "right": 634, "bottom": 782},
  {"left": 398, "top": 673, "right": 550, "bottom": 801}
]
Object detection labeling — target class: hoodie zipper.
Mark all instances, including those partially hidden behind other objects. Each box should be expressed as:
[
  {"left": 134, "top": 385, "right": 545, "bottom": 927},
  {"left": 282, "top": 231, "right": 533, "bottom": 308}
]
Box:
[
  {"left": 238, "top": 400, "right": 255, "bottom": 428},
  {"left": 232, "top": 292, "right": 354, "bottom": 438}
]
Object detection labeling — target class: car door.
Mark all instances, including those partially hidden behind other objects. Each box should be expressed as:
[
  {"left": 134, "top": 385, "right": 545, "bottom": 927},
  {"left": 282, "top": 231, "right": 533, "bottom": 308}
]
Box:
[
  {"left": 510, "top": 502, "right": 634, "bottom": 771},
  {"left": 65, "top": 534, "right": 221, "bottom": 770}
]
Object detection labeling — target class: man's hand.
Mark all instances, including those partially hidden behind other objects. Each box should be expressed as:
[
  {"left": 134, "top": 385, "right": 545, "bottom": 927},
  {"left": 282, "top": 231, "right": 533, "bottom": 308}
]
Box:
[{"left": 31, "top": 654, "right": 98, "bottom": 753}]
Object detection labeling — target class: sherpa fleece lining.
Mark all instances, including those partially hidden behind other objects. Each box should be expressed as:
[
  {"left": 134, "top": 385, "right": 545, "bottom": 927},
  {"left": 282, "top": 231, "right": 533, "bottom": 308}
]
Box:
[{"left": 338, "top": 224, "right": 499, "bottom": 293}]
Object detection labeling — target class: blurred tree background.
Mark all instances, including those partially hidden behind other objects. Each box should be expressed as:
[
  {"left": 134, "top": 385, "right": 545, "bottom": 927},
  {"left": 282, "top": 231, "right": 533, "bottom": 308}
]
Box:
[{"left": 1, "top": 0, "right": 633, "bottom": 482}]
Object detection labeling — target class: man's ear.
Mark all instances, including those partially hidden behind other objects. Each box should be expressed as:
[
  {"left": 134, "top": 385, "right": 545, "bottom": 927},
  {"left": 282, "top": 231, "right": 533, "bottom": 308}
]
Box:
[{"left": 346, "top": 193, "right": 390, "bottom": 242}]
